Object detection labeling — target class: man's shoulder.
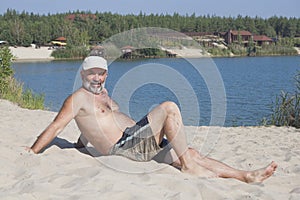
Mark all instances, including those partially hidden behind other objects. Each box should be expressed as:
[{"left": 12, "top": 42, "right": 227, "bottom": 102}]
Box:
[
  {"left": 64, "top": 88, "right": 87, "bottom": 104},
  {"left": 62, "top": 88, "right": 89, "bottom": 113},
  {"left": 71, "top": 87, "right": 100, "bottom": 105},
  {"left": 72, "top": 87, "right": 88, "bottom": 98}
]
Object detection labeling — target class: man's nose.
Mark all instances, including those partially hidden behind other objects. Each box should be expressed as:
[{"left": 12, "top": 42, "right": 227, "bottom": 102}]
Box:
[
  {"left": 93, "top": 74, "right": 100, "bottom": 81},
  {"left": 94, "top": 74, "right": 104, "bottom": 81}
]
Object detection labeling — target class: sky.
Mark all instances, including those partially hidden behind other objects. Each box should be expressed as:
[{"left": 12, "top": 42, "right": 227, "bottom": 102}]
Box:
[{"left": 0, "top": 0, "right": 299, "bottom": 18}]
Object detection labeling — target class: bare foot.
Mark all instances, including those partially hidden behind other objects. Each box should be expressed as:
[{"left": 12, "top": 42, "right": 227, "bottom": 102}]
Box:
[{"left": 245, "top": 161, "right": 278, "bottom": 183}]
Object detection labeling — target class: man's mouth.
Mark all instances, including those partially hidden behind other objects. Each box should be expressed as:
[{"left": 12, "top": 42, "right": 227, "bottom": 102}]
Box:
[{"left": 91, "top": 82, "right": 101, "bottom": 87}]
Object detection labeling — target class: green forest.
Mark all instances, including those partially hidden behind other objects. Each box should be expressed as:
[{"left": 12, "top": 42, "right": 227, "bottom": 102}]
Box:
[{"left": 0, "top": 9, "right": 300, "bottom": 57}]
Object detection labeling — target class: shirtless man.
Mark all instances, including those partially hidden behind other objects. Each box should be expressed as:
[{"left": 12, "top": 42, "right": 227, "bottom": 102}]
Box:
[{"left": 28, "top": 56, "right": 277, "bottom": 183}]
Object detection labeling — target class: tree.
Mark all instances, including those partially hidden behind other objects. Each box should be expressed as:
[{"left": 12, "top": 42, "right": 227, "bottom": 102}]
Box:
[
  {"left": 0, "top": 47, "right": 14, "bottom": 95},
  {"left": 286, "top": 18, "right": 297, "bottom": 37},
  {"left": 0, "top": 9, "right": 299, "bottom": 48}
]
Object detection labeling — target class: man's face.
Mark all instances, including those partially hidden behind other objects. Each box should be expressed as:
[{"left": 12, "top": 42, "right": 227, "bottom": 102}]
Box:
[{"left": 82, "top": 68, "right": 107, "bottom": 94}]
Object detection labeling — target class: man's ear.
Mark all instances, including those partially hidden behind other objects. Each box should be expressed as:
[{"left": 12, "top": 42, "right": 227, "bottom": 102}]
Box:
[{"left": 80, "top": 70, "right": 84, "bottom": 79}]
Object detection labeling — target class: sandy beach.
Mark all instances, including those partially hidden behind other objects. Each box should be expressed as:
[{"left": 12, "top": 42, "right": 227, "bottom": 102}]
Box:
[
  {"left": 8, "top": 45, "right": 297, "bottom": 62},
  {"left": 8, "top": 45, "right": 210, "bottom": 61},
  {"left": 0, "top": 99, "right": 299, "bottom": 199},
  {"left": 9, "top": 45, "right": 54, "bottom": 62}
]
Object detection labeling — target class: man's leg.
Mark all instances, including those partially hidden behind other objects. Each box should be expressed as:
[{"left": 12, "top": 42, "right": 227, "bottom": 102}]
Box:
[
  {"left": 147, "top": 101, "right": 216, "bottom": 177},
  {"left": 164, "top": 148, "right": 277, "bottom": 183},
  {"left": 147, "top": 101, "right": 277, "bottom": 182},
  {"left": 188, "top": 148, "right": 277, "bottom": 183}
]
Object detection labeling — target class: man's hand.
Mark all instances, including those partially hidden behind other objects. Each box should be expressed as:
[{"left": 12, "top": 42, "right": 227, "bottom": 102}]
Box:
[{"left": 24, "top": 146, "right": 36, "bottom": 154}]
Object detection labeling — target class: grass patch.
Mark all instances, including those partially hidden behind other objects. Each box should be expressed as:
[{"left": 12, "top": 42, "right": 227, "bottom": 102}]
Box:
[
  {"left": 0, "top": 46, "right": 45, "bottom": 110},
  {"left": 263, "top": 71, "right": 300, "bottom": 128},
  {"left": 0, "top": 76, "right": 45, "bottom": 110}
]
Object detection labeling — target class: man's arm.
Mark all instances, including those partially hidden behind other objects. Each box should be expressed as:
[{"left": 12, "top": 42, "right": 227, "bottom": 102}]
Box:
[
  {"left": 110, "top": 98, "right": 119, "bottom": 111},
  {"left": 30, "top": 95, "right": 79, "bottom": 153}
]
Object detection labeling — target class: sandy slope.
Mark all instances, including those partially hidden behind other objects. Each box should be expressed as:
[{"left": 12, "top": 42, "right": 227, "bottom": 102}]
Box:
[
  {"left": 0, "top": 99, "right": 299, "bottom": 199},
  {"left": 9, "top": 46, "right": 54, "bottom": 62}
]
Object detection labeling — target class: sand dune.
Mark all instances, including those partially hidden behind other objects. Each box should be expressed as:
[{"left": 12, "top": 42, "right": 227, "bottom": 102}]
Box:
[
  {"left": 0, "top": 99, "right": 299, "bottom": 199},
  {"left": 9, "top": 45, "right": 54, "bottom": 62}
]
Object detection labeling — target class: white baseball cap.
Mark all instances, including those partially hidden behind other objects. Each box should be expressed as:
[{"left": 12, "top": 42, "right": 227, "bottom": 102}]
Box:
[{"left": 82, "top": 56, "right": 108, "bottom": 71}]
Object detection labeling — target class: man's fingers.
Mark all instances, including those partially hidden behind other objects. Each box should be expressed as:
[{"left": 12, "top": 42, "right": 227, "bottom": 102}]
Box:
[{"left": 23, "top": 146, "right": 34, "bottom": 153}]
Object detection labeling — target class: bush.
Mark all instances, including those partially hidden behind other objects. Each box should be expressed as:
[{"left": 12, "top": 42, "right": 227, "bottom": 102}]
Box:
[
  {"left": 264, "top": 71, "right": 300, "bottom": 128},
  {"left": 51, "top": 46, "right": 89, "bottom": 59},
  {"left": 0, "top": 46, "right": 45, "bottom": 109},
  {"left": 207, "top": 47, "right": 231, "bottom": 57},
  {"left": 228, "top": 44, "right": 248, "bottom": 56},
  {"left": 255, "top": 45, "right": 297, "bottom": 56}
]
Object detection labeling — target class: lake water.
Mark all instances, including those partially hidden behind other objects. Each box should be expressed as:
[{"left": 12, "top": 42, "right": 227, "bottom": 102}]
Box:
[{"left": 12, "top": 56, "right": 300, "bottom": 126}]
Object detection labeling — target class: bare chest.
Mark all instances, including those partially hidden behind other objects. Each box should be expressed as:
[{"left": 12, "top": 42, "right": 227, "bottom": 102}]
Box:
[
  {"left": 91, "top": 93, "right": 112, "bottom": 114},
  {"left": 94, "top": 102, "right": 111, "bottom": 113}
]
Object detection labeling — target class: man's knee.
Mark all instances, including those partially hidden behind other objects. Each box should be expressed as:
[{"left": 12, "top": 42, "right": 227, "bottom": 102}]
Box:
[{"left": 160, "top": 101, "right": 179, "bottom": 113}]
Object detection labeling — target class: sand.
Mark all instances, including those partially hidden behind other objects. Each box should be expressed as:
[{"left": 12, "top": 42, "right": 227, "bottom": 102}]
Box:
[
  {"left": 9, "top": 45, "right": 54, "bottom": 62},
  {"left": 7, "top": 45, "right": 299, "bottom": 62},
  {"left": 0, "top": 99, "right": 299, "bottom": 199},
  {"left": 9, "top": 45, "right": 208, "bottom": 60},
  {"left": 294, "top": 47, "right": 300, "bottom": 55}
]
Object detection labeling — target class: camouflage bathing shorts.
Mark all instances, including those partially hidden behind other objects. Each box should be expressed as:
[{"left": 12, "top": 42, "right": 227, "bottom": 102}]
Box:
[{"left": 109, "top": 116, "right": 171, "bottom": 162}]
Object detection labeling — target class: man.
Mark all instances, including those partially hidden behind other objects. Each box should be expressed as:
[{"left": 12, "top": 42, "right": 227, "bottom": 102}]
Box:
[{"left": 28, "top": 56, "right": 277, "bottom": 183}]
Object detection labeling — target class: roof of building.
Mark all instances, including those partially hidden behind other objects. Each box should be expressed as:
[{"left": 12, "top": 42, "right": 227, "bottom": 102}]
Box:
[
  {"left": 253, "top": 35, "right": 273, "bottom": 41},
  {"left": 54, "top": 37, "right": 67, "bottom": 41},
  {"left": 230, "top": 30, "right": 252, "bottom": 36},
  {"left": 121, "top": 46, "right": 135, "bottom": 50}
]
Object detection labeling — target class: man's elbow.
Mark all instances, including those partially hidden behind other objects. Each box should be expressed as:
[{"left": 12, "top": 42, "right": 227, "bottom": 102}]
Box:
[{"left": 30, "top": 145, "right": 41, "bottom": 154}]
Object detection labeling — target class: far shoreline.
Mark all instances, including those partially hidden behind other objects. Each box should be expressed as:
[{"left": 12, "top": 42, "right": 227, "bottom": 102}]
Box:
[
  {"left": 11, "top": 54, "right": 299, "bottom": 63},
  {"left": 9, "top": 45, "right": 299, "bottom": 63}
]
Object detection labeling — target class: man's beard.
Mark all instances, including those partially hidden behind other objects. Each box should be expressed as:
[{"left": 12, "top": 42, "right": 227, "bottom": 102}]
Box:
[{"left": 82, "top": 80, "right": 104, "bottom": 94}]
